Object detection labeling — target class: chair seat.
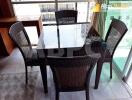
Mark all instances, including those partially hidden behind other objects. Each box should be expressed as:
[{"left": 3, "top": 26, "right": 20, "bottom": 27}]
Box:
[
  {"left": 100, "top": 49, "right": 112, "bottom": 62},
  {"left": 91, "top": 41, "right": 111, "bottom": 59},
  {"left": 98, "top": 48, "right": 111, "bottom": 58},
  {"left": 22, "top": 47, "right": 39, "bottom": 65},
  {"left": 26, "top": 49, "right": 39, "bottom": 66}
]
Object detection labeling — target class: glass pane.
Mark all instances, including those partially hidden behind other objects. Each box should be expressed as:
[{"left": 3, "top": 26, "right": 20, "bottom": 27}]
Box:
[
  {"left": 58, "top": 3, "right": 75, "bottom": 10},
  {"left": 13, "top": 4, "right": 41, "bottom": 16},
  {"left": 77, "top": 2, "right": 95, "bottom": 23},
  {"left": 12, "top": 1, "right": 94, "bottom": 23},
  {"left": 40, "top": 3, "right": 55, "bottom": 12},
  {"left": 39, "top": 3, "right": 56, "bottom": 23},
  {"left": 77, "top": 2, "right": 88, "bottom": 22},
  {"left": 13, "top": 3, "right": 56, "bottom": 23},
  {"left": 42, "top": 12, "right": 55, "bottom": 22}
]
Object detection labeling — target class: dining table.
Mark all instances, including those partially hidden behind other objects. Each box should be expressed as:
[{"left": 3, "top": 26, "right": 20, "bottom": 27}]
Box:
[{"left": 36, "top": 22, "right": 103, "bottom": 93}]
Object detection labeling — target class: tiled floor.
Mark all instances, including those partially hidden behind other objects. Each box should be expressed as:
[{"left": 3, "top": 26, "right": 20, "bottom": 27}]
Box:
[{"left": 0, "top": 48, "right": 132, "bottom": 100}]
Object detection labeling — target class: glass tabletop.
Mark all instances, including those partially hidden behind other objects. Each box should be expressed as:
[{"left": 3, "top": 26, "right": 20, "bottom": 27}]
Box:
[
  {"left": 38, "top": 23, "right": 92, "bottom": 49},
  {"left": 37, "top": 23, "right": 102, "bottom": 59}
]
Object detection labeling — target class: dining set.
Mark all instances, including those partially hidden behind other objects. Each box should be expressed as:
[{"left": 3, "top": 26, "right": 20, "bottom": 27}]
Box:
[{"left": 8, "top": 10, "right": 128, "bottom": 100}]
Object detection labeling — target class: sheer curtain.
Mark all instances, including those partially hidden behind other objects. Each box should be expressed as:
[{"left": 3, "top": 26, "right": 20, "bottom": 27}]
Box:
[{"left": 91, "top": 0, "right": 109, "bottom": 39}]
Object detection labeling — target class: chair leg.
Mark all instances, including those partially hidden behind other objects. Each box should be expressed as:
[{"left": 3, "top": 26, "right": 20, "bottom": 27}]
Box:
[
  {"left": 94, "top": 60, "right": 103, "bottom": 89},
  {"left": 25, "top": 65, "right": 28, "bottom": 84},
  {"left": 40, "top": 65, "right": 48, "bottom": 93},
  {"left": 85, "top": 89, "right": 89, "bottom": 100},
  {"left": 56, "top": 91, "right": 59, "bottom": 100},
  {"left": 57, "top": 26, "right": 60, "bottom": 48},
  {"left": 110, "top": 60, "right": 112, "bottom": 79},
  {"left": 30, "top": 66, "right": 33, "bottom": 68}
]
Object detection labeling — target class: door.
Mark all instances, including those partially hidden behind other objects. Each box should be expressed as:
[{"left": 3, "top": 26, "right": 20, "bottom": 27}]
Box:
[{"left": 122, "top": 46, "right": 132, "bottom": 90}]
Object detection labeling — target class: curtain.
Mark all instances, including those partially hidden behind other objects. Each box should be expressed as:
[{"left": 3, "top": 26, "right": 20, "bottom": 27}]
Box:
[{"left": 91, "top": 0, "right": 109, "bottom": 39}]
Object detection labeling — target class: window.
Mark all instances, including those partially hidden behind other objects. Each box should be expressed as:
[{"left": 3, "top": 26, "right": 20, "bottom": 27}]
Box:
[{"left": 11, "top": 0, "right": 95, "bottom": 25}]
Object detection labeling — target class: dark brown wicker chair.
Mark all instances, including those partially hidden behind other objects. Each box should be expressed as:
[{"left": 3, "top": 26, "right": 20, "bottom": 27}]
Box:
[
  {"left": 94, "top": 18, "right": 128, "bottom": 89},
  {"left": 9, "top": 22, "right": 40, "bottom": 84},
  {"left": 55, "top": 10, "right": 78, "bottom": 48},
  {"left": 55, "top": 10, "right": 77, "bottom": 25},
  {"left": 9, "top": 22, "right": 39, "bottom": 84},
  {"left": 48, "top": 55, "right": 98, "bottom": 100}
]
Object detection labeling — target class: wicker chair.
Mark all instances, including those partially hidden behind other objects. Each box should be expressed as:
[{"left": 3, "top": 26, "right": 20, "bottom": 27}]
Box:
[
  {"left": 55, "top": 10, "right": 77, "bottom": 25},
  {"left": 9, "top": 22, "right": 40, "bottom": 84},
  {"left": 48, "top": 55, "right": 98, "bottom": 100},
  {"left": 55, "top": 10, "right": 78, "bottom": 48},
  {"left": 9, "top": 22, "right": 48, "bottom": 93},
  {"left": 94, "top": 18, "right": 128, "bottom": 89}
]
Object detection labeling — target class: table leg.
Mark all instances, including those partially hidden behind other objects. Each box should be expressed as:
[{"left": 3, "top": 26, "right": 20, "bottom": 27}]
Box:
[
  {"left": 57, "top": 26, "right": 60, "bottom": 48},
  {"left": 36, "top": 16, "right": 43, "bottom": 37}
]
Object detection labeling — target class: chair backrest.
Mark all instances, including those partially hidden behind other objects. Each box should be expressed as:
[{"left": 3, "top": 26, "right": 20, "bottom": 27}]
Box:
[
  {"left": 48, "top": 55, "right": 98, "bottom": 90},
  {"left": 55, "top": 10, "right": 77, "bottom": 25},
  {"left": 9, "top": 22, "right": 32, "bottom": 59},
  {"left": 105, "top": 18, "right": 128, "bottom": 55}
]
